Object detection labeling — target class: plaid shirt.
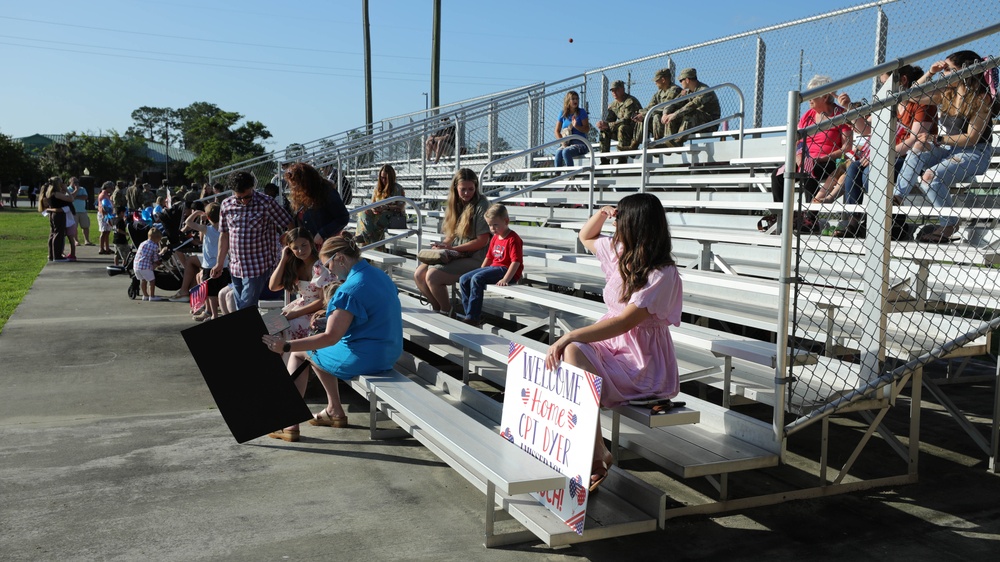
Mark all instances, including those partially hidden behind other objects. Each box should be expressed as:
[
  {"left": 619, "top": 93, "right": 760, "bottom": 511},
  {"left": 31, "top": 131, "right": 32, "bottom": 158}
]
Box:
[
  {"left": 219, "top": 191, "right": 293, "bottom": 278},
  {"left": 134, "top": 239, "right": 160, "bottom": 271}
]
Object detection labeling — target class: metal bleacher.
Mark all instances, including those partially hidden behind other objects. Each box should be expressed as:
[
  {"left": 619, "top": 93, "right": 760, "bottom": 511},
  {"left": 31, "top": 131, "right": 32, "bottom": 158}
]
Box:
[{"left": 210, "top": 7, "right": 1000, "bottom": 549}]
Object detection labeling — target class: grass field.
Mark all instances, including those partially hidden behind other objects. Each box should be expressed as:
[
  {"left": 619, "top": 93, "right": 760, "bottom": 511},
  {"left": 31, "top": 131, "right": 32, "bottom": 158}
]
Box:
[{"left": 0, "top": 207, "right": 73, "bottom": 333}]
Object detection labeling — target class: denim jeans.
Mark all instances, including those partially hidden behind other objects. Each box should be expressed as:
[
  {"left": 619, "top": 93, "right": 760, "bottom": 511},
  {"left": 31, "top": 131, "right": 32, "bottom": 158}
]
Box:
[
  {"left": 459, "top": 266, "right": 507, "bottom": 321},
  {"left": 924, "top": 144, "right": 992, "bottom": 226},
  {"left": 231, "top": 274, "right": 269, "bottom": 311},
  {"left": 843, "top": 161, "right": 869, "bottom": 205},
  {"left": 895, "top": 146, "right": 951, "bottom": 200},
  {"left": 554, "top": 143, "right": 589, "bottom": 167}
]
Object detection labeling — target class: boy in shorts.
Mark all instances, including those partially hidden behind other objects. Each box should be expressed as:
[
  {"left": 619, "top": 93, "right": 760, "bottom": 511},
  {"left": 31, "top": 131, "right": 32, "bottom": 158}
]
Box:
[{"left": 134, "top": 228, "right": 164, "bottom": 301}]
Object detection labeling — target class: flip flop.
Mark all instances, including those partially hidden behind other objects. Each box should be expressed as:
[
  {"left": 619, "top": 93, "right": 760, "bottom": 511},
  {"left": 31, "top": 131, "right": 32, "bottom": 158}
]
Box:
[{"left": 589, "top": 452, "right": 613, "bottom": 492}]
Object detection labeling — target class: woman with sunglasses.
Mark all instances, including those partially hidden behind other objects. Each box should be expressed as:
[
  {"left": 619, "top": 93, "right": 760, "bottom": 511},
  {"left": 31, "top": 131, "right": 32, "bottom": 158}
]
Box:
[{"left": 261, "top": 232, "right": 403, "bottom": 442}]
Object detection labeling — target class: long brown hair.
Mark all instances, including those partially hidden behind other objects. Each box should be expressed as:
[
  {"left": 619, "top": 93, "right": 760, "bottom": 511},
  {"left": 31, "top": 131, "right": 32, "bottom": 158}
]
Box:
[
  {"left": 611, "top": 193, "right": 674, "bottom": 303},
  {"left": 561, "top": 91, "right": 581, "bottom": 120},
  {"left": 373, "top": 164, "right": 397, "bottom": 202},
  {"left": 38, "top": 176, "right": 64, "bottom": 213},
  {"left": 939, "top": 50, "right": 996, "bottom": 121},
  {"left": 442, "top": 168, "right": 483, "bottom": 240},
  {"left": 279, "top": 227, "right": 318, "bottom": 295},
  {"left": 284, "top": 162, "right": 332, "bottom": 210}
]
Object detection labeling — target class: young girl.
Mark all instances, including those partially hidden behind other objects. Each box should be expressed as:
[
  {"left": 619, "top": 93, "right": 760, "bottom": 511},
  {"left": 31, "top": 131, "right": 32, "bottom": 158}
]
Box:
[
  {"left": 553, "top": 90, "right": 591, "bottom": 167},
  {"left": 269, "top": 227, "right": 334, "bottom": 341},
  {"left": 135, "top": 228, "right": 164, "bottom": 301},
  {"left": 182, "top": 203, "right": 230, "bottom": 321},
  {"left": 545, "top": 193, "right": 683, "bottom": 492}
]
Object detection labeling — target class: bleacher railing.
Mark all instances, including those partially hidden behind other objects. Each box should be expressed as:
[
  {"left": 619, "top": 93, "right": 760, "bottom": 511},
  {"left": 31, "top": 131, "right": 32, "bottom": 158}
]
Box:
[
  {"left": 478, "top": 134, "right": 597, "bottom": 213},
  {"left": 775, "top": 22, "right": 1000, "bottom": 444}
]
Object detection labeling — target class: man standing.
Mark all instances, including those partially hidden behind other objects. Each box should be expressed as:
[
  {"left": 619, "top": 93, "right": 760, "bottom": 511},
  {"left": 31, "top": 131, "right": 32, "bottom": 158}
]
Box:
[
  {"left": 68, "top": 177, "right": 94, "bottom": 246},
  {"left": 596, "top": 80, "right": 642, "bottom": 164},
  {"left": 661, "top": 68, "right": 722, "bottom": 146},
  {"left": 124, "top": 180, "right": 143, "bottom": 214},
  {"left": 211, "top": 171, "right": 292, "bottom": 311},
  {"left": 634, "top": 68, "right": 683, "bottom": 143}
]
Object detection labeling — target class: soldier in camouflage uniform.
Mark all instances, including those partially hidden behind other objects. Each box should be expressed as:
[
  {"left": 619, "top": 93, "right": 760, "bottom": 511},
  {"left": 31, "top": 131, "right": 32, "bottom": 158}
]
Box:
[
  {"left": 634, "top": 68, "right": 683, "bottom": 143},
  {"left": 662, "top": 68, "right": 722, "bottom": 147},
  {"left": 596, "top": 80, "right": 643, "bottom": 164}
]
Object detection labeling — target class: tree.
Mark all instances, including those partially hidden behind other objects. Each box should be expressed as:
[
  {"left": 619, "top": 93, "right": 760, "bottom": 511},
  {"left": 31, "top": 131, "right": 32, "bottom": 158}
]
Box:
[
  {"left": 38, "top": 131, "right": 151, "bottom": 182},
  {"left": 185, "top": 111, "right": 272, "bottom": 181},
  {"left": 176, "top": 102, "right": 222, "bottom": 152},
  {"left": 127, "top": 106, "right": 172, "bottom": 141},
  {"left": 0, "top": 131, "right": 42, "bottom": 188}
]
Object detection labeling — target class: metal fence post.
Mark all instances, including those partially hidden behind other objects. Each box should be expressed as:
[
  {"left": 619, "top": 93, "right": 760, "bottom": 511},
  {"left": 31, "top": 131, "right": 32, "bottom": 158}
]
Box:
[
  {"left": 488, "top": 101, "right": 498, "bottom": 171},
  {"left": 753, "top": 36, "right": 767, "bottom": 129},
  {"left": 873, "top": 6, "right": 889, "bottom": 100}
]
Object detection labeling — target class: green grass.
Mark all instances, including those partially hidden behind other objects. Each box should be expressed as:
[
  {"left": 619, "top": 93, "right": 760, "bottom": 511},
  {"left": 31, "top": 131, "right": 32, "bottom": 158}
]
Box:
[{"left": 0, "top": 208, "right": 57, "bottom": 333}]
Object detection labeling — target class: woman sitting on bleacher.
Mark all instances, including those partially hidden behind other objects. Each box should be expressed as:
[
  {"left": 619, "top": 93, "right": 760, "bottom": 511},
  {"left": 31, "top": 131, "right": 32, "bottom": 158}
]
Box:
[
  {"left": 545, "top": 193, "right": 683, "bottom": 492},
  {"left": 553, "top": 90, "right": 591, "bottom": 168},
  {"left": 356, "top": 164, "right": 406, "bottom": 245},
  {"left": 771, "top": 74, "right": 852, "bottom": 233},
  {"left": 901, "top": 50, "right": 996, "bottom": 243},
  {"left": 261, "top": 233, "right": 403, "bottom": 442},
  {"left": 413, "top": 168, "right": 491, "bottom": 316},
  {"left": 285, "top": 162, "right": 350, "bottom": 246}
]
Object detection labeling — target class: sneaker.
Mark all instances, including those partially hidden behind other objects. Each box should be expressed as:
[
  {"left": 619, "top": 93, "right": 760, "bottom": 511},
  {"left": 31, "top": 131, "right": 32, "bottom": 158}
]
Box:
[
  {"left": 148, "top": 296, "right": 164, "bottom": 302},
  {"left": 168, "top": 294, "right": 190, "bottom": 303},
  {"left": 141, "top": 296, "right": 149, "bottom": 301}
]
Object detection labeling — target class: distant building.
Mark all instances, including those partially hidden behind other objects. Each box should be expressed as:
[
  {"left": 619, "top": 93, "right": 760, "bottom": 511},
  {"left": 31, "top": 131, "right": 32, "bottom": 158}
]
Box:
[{"left": 14, "top": 133, "right": 197, "bottom": 168}]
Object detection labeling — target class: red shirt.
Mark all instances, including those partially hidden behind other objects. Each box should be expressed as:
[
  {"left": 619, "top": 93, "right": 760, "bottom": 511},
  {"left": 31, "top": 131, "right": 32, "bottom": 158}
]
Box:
[
  {"left": 487, "top": 230, "right": 523, "bottom": 281},
  {"left": 799, "top": 107, "right": 851, "bottom": 158}
]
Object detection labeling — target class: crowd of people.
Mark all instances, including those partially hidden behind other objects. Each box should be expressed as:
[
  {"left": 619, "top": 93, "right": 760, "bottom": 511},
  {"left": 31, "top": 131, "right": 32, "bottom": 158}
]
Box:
[{"left": 773, "top": 49, "right": 997, "bottom": 241}]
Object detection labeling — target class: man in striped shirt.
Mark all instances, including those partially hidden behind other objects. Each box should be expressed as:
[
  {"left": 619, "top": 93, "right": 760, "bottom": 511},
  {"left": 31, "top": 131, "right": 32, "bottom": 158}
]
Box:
[{"left": 211, "top": 171, "right": 293, "bottom": 310}]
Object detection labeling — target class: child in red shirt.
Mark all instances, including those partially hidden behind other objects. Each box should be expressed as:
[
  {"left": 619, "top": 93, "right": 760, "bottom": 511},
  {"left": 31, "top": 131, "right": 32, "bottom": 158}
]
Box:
[{"left": 458, "top": 204, "right": 522, "bottom": 326}]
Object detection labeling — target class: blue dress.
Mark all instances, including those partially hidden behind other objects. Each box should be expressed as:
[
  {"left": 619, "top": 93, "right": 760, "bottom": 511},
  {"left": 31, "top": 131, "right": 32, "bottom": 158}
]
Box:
[{"left": 308, "top": 260, "right": 403, "bottom": 378}]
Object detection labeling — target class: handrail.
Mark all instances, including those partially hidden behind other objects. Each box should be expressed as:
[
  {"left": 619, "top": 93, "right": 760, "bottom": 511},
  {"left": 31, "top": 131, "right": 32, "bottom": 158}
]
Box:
[
  {"left": 349, "top": 195, "right": 423, "bottom": 253},
  {"left": 478, "top": 134, "right": 596, "bottom": 214},
  {"left": 639, "top": 82, "right": 745, "bottom": 191}
]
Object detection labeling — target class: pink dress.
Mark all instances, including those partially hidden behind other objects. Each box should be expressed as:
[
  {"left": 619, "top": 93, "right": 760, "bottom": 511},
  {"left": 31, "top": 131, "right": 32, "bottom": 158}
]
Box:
[
  {"left": 282, "top": 262, "right": 333, "bottom": 340},
  {"left": 574, "top": 237, "right": 683, "bottom": 407}
]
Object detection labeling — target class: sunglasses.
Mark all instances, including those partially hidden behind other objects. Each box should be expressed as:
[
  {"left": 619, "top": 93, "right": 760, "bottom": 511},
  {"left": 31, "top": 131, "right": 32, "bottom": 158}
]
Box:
[
  {"left": 323, "top": 252, "right": 340, "bottom": 271},
  {"left": 233, "top": 192, "right": 253, "bottom": 202}
]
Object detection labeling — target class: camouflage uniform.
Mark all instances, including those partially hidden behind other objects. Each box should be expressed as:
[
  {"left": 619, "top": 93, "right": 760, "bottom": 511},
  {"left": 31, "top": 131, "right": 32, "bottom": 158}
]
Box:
[
  {"left": 667, "top": 81, "right": 722, "bottom": 146},
  {"left": 644, "top": 84, "right": 684, "bottom": 141},
  {"left": 599, "top": 94, "right": 643, "bottom": 159}
]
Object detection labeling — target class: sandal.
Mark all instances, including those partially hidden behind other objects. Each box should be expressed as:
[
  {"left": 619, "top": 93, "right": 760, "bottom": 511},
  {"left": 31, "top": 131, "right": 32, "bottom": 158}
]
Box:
[
  {"left": 589, "top": 451, "right": 614, "bottom": 492},
  {"left": 268, "top": 428, "right": 300, "bottom": 442},
  {"left": 309, "top": 408, "right": 348, "bottom": 428}
]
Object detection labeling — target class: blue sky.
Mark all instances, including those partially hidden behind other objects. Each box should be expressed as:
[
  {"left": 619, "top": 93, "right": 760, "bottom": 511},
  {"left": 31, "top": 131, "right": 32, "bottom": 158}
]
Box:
[{"left": 1, "top": 0, "right": 866, "bottom": 152}]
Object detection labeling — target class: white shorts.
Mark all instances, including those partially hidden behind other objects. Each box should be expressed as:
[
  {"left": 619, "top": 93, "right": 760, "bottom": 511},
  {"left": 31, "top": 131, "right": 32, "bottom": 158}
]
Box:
[{"left": 135, "top": 268, "right": 155, "bottom": 282}]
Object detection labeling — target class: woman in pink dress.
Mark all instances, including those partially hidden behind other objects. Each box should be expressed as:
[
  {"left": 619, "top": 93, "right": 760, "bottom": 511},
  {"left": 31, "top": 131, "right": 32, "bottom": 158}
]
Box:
[{"left": 546, "top": 193, "right": 683, "bottom": 491}]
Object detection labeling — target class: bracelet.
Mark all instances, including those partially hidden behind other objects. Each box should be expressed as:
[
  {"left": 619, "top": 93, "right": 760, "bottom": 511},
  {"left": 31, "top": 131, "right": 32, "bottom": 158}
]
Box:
[{"left": 282, "top": 341, "right": 291, "bottom": 353}]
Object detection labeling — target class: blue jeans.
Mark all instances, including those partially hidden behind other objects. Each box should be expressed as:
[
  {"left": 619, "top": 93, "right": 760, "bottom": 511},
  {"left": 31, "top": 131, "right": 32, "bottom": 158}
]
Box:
[
  {"left": 459, "top": 266, "right": 506, "bottom": 321},
  {"left": 895, "top": 146, "right": 951, "bottom": 200},
  {"left": 231, "top": 274, "right": 269, "bottom": 311},
  {"left": 897, "top": 144, "right": 991, "bottom": 226},
  {"left": 843, "top": 161, "right": 869, "bottom": 205},
  {"left": 554, "top": 143, "right": 589, "bottom": 167}
]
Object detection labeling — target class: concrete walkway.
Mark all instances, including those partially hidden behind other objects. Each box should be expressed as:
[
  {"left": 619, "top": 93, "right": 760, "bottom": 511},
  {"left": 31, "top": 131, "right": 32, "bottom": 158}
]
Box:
[{"left": 2, "top": 244, "right": 999, "bottom": 561}]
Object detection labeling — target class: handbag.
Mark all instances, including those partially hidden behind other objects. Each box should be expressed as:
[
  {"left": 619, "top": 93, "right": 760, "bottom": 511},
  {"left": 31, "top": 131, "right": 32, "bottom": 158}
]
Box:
[{"left": 417, "top": 248, "right": 465, "bottom": 265}]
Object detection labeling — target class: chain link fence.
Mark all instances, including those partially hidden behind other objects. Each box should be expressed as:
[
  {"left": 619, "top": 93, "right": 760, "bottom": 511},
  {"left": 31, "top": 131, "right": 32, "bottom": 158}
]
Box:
[{"left": 779, "top": 24, "right": 1000, "bottom": 428}]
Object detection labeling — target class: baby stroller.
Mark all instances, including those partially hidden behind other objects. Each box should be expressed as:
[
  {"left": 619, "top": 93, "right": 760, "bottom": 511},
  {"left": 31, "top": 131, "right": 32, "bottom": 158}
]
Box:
[{"left": 105, "top": 204, "right": 194, "bottom": 299}]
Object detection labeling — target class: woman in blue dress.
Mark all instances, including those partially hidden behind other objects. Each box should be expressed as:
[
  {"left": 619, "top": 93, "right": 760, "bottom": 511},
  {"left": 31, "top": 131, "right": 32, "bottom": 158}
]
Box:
[{"left": 262, "top": 232, "right": 403, "bottom": 442}]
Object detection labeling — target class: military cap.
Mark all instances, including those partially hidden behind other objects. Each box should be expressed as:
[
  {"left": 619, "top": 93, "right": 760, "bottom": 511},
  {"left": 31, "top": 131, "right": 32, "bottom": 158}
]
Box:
[
  {"left": 654, "top": 68, "right": 672, "bottom": 81},
  {"left": 609, "top": 79, "right": 625, "bottom": 90},
  {"left": 678, "top": 68, "right": 698, "bottom": 80}
]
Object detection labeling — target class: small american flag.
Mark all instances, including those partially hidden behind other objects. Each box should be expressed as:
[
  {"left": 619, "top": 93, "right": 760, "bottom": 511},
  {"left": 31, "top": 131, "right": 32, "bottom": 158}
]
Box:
[
  {"left": 189, "top": 280, "right": 208, "bottom": 314},
  {"left": 565, "top": 510, "right": 586, "bottom": 535},
  {"left": 499, "top": 428, "right": 514, "bottom": 443}
]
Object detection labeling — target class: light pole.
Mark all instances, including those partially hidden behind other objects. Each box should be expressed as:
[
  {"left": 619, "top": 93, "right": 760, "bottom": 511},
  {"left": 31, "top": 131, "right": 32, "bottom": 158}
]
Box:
[{"left": 422, "top": 92, "right": 429, "bottom": 113}]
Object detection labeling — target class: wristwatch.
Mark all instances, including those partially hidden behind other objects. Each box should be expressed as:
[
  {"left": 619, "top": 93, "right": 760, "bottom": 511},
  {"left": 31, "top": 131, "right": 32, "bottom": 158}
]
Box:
[
  {"left": 282, "top": 341, "right": 291, "bottom": 353},
  {"left": 936, "top": 134, "right": 944, "bottom": 145}
]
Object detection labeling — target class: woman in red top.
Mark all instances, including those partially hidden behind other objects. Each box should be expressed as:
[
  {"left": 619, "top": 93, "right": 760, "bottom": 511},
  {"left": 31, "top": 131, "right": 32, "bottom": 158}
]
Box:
[{"left": 770, "top": 75, "right": 853, "bottom": 232}]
